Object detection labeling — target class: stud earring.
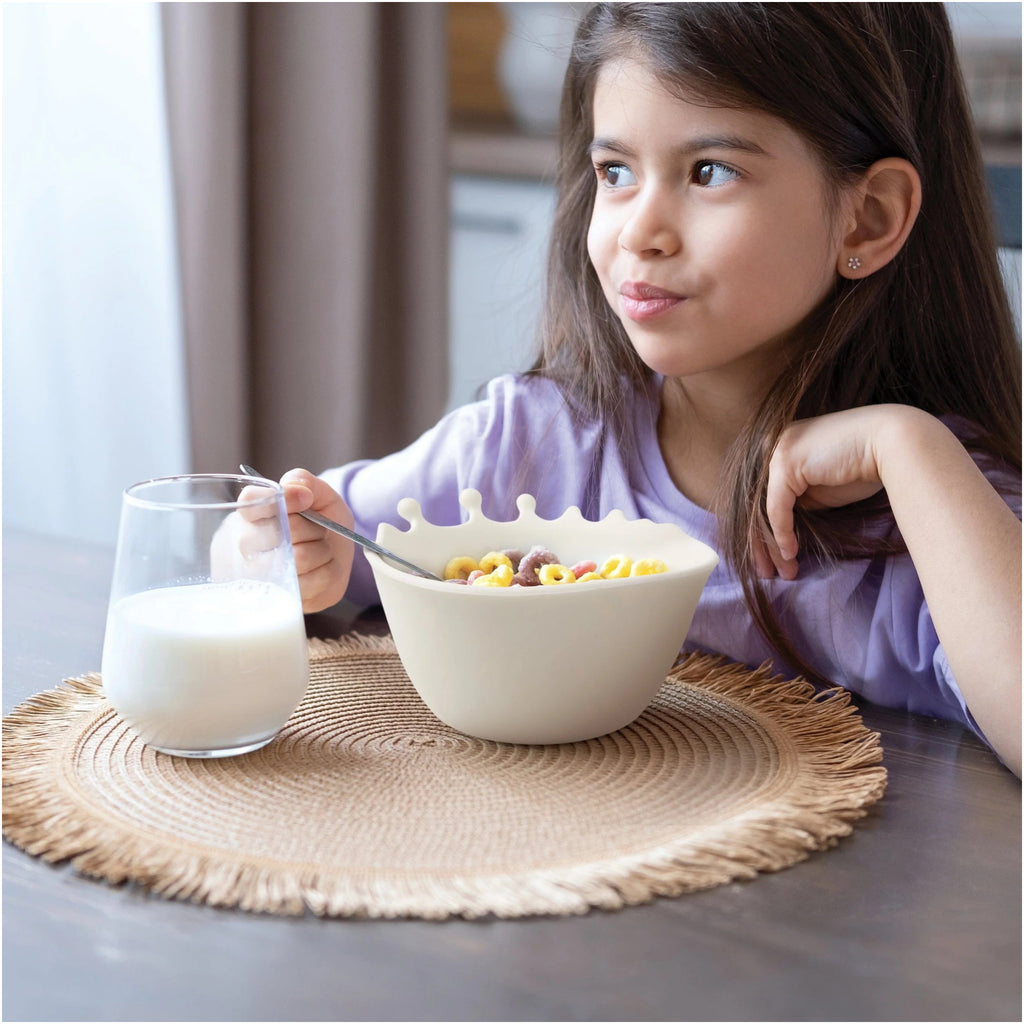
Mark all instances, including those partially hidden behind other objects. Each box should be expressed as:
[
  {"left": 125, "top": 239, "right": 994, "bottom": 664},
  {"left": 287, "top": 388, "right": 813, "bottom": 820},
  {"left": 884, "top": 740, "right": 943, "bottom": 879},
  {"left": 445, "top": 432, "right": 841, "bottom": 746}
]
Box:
[{"left": 846, "top": 256, "right": 862, "bottom": 271}]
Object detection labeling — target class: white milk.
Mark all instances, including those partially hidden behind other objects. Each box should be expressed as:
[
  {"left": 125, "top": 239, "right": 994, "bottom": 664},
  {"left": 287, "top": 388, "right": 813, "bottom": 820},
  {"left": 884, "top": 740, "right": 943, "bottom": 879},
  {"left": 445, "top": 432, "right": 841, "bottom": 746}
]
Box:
[{"left": 102, "top": 579, "right": 308, "bottom": 753}]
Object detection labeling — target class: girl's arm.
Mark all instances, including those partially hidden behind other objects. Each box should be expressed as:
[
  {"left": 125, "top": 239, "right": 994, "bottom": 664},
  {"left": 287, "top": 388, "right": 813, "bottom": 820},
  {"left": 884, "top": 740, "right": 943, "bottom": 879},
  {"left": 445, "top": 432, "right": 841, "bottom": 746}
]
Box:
[{"left": 763, "top": 404, "right": 1022, "bottom": 776}]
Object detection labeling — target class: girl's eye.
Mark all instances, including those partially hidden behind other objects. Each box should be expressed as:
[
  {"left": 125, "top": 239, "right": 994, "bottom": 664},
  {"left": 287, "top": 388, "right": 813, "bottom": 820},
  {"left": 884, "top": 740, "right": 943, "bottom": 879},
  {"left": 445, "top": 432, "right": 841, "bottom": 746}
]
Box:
[
  {"left": 596, "top": 162, "right": 637, "bottom": 188},
  {"left": 693, "top": 161, "right": 739, "bottom": 187}
]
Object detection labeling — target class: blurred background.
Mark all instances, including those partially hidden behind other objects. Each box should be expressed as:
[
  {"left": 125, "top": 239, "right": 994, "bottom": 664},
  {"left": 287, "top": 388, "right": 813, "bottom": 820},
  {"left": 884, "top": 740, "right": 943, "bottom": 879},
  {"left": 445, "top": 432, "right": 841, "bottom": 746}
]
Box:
[{"left": 3, "top": 2, "right": 1021, "bottom": 547}]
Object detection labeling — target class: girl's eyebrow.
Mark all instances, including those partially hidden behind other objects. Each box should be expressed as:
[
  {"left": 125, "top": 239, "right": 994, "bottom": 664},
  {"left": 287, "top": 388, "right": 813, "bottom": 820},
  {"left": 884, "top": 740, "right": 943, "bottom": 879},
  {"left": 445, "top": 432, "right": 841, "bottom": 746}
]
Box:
[
  {"left": 588, "top": 136, "right": 632, "bottom": 156},
  {"left": 588, "top": 134, "right": 770, "bottom": 158}
]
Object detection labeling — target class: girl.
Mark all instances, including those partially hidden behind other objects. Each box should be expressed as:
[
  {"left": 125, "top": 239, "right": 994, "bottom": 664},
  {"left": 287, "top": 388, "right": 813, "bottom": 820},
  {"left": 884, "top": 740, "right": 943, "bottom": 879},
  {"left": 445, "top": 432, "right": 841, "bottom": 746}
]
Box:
[{"left": 251, "top": 4, "right": 1022, "bottom": 773}]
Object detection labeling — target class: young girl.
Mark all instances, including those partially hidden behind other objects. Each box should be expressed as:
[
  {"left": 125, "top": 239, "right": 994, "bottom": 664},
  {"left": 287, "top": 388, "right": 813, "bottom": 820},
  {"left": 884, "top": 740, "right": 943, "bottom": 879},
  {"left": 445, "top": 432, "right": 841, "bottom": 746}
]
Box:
[{"left": 247, "top": 4, "right": 1022, "bottom": 773}]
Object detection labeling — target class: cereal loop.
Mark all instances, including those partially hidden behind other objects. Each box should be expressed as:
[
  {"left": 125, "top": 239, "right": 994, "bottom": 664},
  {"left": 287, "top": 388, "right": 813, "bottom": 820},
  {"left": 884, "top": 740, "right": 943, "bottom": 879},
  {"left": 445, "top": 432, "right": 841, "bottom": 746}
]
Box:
[
  {"left": 538, "top": 563, "right": 576, "bottom": 586},
  {"left": 570, "top": 560, "right": 597, "bottom": 578},
  {"left": 472, "top": 563, "right": 514, "bottom": 587},
  {"left": 444, "top": 556, "right": 479, "bottom": 581},
  {"left": 577, "top": 571, "right": 603, "bottom": 583},
  {"left": 600, "top": 555, "right": 632, "bottom": 579},
  {"left": 478, "top": 551, "right": 513, "bottom": 574},
  {"left": 631, "top": 558, "right": 668, "bottom": 576},
  {"left": 514, "top": 547, "right": 559, "bottom": 586}
]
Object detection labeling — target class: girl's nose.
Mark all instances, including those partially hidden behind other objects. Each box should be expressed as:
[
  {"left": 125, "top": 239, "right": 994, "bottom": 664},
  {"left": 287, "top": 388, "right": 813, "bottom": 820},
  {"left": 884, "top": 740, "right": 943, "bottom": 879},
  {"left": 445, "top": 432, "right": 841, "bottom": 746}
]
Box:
[{"left": 618, "top": 189, "right": 681, "bottom": 256}]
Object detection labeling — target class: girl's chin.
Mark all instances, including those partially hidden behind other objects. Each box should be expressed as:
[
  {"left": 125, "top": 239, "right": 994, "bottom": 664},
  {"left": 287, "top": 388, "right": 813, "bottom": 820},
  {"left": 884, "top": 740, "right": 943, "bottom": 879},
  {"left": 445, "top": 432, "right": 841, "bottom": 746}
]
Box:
[
  {"left": 623, "top": 323, "right": 789, "bottom": 383},
  {"left": 624, "top": 338, "right": 710, "bottom": 380}
]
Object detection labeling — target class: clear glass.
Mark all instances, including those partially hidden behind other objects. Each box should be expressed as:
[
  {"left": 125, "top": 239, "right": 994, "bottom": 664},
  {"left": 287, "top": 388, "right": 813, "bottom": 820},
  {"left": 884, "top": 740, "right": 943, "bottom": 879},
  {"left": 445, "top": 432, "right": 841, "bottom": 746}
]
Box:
[{"left": 101, "top": 474, "right": 309, "bottom": 757}]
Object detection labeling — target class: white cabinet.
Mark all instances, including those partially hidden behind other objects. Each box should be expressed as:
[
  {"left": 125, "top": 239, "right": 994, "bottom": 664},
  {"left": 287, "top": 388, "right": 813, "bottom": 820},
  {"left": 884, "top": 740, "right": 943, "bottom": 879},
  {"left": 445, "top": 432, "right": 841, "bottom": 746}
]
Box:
[{"left": 447, "top": 174, "right": 556, "bottom": 411}]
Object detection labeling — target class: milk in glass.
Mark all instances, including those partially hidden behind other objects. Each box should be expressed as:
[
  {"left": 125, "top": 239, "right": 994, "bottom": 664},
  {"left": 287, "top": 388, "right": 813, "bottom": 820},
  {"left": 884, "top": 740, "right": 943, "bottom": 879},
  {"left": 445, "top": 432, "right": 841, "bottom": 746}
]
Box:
[{"left": 102, "top": 579, "right": 308, "bottom": 753}]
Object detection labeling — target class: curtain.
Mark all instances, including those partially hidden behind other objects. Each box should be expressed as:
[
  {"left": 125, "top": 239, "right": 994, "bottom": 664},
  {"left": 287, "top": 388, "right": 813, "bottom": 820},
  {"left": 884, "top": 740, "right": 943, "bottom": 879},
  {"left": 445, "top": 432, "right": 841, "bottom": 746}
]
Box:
[
  {"left": 162, "top": 2, "right": 450, "bottom": 480},
  {"left": 2, "top": 3, "right": 190, "bottom": 546}
]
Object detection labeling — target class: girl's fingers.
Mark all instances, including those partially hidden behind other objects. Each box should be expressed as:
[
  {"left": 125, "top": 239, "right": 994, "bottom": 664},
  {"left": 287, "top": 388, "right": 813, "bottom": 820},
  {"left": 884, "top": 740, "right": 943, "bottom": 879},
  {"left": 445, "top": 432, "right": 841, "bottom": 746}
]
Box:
[
  {"left": 766, "top": 529, "right": 799, "bottom": 580},
  {"left": 237, "top": 516, "right": 286, "bottom": 558},
  {"left": 752, "top": 523, "right": 800, "bottom": 581},
  {"left": 295, "top": 556, "right": 349, "bottom": 613},
  {"left": 280, "top": 470, "right": 355, "bottom": 535},
  {"left": 292, "top": 536, "right": 334, "bottom": 578},
  {"left": 261, "top": 468, "right": 356, "bottom": 611},
  {"left": 763, "top": 435, "right": 806, "bottom": 578},
  {"left": 288, "top": 509, "right": 331, "bottom": 545},
  {"left": 282, "top": 480, "right": 316, "bottom": 516},
  {"left": 764, "top": 467, "right": 803, "bottom": 566},
  {"left": 237, "top": 484, "right": 283, "bottom": 523}
]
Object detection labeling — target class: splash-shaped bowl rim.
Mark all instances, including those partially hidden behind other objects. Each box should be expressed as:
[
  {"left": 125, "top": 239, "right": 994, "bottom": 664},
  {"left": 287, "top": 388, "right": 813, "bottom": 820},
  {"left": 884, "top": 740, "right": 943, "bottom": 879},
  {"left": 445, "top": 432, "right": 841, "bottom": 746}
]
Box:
[{"left": 366, "top": 489, "right": 719, "bottom": 593}]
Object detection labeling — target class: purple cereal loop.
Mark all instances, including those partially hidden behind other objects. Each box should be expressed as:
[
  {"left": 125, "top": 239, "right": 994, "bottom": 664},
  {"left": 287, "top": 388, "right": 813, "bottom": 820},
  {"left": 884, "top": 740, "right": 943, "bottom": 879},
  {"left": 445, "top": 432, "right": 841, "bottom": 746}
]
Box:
[{"left": 514, "top": 546, "right": 559, "bottom": 586}]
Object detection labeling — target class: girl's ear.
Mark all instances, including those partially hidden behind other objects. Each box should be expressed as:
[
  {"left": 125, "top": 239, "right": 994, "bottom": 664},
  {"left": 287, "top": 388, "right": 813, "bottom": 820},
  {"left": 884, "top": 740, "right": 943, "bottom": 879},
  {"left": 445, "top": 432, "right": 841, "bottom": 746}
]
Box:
[{"left": 839, "top": 157, "right": 922, "bottom": 278}]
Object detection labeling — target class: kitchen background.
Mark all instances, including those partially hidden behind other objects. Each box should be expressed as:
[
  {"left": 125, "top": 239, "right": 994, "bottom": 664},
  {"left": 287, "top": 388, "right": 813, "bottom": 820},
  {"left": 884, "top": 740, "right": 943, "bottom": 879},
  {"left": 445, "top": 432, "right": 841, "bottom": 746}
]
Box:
[{"left": 4, "top": 2, "right": 1020, "bottom": 547}]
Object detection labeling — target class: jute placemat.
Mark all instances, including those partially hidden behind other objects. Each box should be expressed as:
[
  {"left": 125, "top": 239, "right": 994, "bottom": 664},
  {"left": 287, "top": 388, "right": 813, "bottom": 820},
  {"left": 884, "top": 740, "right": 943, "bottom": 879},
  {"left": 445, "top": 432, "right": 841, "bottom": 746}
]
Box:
[{"left": 3, "top": 634, "right": 886, "bottom": 920}]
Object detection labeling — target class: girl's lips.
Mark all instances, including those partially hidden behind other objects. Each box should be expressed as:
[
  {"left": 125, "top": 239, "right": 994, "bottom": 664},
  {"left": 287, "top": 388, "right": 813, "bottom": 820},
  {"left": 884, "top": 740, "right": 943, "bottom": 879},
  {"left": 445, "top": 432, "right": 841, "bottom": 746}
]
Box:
[{"left": 619, "top": 281, "right": 685, "bottom": 321}]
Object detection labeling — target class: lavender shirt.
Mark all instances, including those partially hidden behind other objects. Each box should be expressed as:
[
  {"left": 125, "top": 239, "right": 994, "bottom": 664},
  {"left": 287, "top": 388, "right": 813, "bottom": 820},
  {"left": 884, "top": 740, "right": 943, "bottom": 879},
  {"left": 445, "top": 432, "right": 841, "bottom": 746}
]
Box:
[{"left": 322, "top": 374, "right": 1021, "bottom": 741}]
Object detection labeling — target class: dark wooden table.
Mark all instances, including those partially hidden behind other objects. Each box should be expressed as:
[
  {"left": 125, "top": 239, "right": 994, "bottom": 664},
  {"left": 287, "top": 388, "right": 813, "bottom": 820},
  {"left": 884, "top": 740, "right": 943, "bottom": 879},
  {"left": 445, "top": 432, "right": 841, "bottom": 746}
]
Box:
[{"left": 3, "top": 527, "right": 1020, "bottom": 1022}]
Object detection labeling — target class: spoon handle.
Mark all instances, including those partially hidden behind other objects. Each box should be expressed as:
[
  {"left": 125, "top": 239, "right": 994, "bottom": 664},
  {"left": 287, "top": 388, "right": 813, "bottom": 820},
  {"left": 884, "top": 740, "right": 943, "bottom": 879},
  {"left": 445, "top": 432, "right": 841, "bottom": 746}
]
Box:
[
  {"left": 239, "top": 465, "right": 442, "bottom": 582},
  {"left": 297, "top": 508, "right": 443, "bottom": 581}
]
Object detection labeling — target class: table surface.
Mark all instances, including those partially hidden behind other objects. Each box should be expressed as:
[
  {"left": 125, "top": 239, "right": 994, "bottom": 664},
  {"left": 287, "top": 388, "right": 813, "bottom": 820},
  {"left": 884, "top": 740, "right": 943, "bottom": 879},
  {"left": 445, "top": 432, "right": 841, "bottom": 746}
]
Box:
[{"left": 3, "top": 526, "right": 1020, "bottom": 1023}]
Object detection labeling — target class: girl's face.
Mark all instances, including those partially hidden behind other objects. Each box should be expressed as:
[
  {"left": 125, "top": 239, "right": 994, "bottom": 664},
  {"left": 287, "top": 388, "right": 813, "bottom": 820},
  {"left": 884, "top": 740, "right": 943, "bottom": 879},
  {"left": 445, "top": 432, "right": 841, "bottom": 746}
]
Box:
[{"left": 587, "top": 60, "right": 846, "bottom": 400}]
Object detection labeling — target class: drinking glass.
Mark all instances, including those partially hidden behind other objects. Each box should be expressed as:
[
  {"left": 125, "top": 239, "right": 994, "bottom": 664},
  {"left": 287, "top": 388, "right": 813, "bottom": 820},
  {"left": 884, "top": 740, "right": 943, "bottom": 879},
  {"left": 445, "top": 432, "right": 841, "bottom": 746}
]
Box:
[{"left": 101, "top": 473, "right": 309, "bottom": 757}]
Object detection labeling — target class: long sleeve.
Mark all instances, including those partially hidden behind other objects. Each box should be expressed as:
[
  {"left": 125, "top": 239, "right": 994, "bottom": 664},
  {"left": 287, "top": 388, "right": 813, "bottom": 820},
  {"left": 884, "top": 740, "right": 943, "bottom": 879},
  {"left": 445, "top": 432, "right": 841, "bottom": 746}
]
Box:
[{"left": 319, "top": 375, "right": 605, "bottom": 607}]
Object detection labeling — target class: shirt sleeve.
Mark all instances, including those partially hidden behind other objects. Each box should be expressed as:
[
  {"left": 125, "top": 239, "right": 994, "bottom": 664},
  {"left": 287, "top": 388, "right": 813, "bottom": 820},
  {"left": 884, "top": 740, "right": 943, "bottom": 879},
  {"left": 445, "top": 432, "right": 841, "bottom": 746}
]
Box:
[{"left": 318, "top": 375, "right": 598, "bottom": 608}]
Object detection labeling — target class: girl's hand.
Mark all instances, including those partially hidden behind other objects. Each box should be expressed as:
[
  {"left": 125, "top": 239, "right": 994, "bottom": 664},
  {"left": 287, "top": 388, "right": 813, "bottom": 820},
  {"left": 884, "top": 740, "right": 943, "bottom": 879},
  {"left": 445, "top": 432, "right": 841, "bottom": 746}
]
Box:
[
  {"left": 757, "top": 407, "right": 889, "bottom": 579},
  {"left": 275, "top": 469, "right": 356, "bottom": 613},
  {"left": 218, "top": 469, "right": 355, "bottom": 613}
]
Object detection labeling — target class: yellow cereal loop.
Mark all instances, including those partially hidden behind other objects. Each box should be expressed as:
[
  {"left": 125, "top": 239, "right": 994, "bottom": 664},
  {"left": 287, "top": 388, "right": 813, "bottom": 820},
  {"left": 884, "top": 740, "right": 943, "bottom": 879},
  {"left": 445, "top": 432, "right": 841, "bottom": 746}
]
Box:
[
  {"left": 444, "top": 555, "right": 478, "bottom": 581},
  {"left": 472, "top": 563, "right": 514, "bottom": 587},
  {"left": 631, "top": 558, "right": 668, "bottom": 576},
  {"left": 538, "top": 563, "right": 576, "bottom": 585},
  {"left": 576, "top": 571, "right": 603, "bottom": 583},
  {"left": 478, "top": 551, "right": 513, "bottom": 574},
  {"left": 600, "top": 555, "right": 632, "bottom": 579}
]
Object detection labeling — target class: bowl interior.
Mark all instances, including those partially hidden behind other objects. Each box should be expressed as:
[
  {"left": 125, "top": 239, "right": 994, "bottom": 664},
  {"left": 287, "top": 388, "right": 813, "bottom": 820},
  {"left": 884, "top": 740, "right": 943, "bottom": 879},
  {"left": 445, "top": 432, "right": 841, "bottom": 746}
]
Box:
[{"left": 368, "top": 489, "right": 719, "bottom": 591}]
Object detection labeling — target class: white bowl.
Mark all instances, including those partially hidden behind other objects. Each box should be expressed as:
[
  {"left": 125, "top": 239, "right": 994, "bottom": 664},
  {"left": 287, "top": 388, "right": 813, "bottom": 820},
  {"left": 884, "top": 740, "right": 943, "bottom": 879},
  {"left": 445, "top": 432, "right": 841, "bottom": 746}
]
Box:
[{"left": 366, "top": 490, "right": 719, "bottom": 744}]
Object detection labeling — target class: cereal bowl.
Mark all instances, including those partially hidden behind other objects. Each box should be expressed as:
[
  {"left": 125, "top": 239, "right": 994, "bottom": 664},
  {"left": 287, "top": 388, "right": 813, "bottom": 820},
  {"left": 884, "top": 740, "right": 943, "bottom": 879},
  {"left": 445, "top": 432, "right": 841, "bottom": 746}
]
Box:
[{"left": 365, "top": 490, "right": 719, "bottom": 744}]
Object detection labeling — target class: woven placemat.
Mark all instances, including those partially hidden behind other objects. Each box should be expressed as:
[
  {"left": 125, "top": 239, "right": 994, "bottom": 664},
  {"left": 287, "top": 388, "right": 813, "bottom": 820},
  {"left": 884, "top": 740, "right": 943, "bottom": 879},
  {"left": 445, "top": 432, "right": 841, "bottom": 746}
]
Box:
[{"left": 2, "top": 634, "right": 886, "bottom": 920}]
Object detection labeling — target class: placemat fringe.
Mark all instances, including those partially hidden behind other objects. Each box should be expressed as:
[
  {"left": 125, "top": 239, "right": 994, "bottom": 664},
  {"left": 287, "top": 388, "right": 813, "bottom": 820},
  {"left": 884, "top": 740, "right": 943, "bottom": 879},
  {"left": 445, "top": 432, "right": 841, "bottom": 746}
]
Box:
[
  {"left": 3, "top": 673, "right": 107, "bottom": 864},
  {"left": 677, "top": 654, "right": 886, "bottom": 776}
]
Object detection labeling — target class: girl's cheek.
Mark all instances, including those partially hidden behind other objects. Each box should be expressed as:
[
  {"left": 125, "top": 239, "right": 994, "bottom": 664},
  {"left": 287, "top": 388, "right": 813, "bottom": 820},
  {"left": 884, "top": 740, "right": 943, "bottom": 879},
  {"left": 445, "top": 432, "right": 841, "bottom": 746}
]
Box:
[
  {"left": 587, "top": 218, "right": 615, "bottom": 279},
  {"left": 586, "top": 219, "right": 602, "bottom": 265}
]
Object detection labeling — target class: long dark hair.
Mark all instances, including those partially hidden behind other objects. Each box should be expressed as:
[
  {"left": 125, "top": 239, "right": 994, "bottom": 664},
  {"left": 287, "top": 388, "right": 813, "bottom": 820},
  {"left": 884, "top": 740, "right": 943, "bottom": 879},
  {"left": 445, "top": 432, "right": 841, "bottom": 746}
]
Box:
[{"left": 530, "top": 2, "right": 1022, "bottom": 683}]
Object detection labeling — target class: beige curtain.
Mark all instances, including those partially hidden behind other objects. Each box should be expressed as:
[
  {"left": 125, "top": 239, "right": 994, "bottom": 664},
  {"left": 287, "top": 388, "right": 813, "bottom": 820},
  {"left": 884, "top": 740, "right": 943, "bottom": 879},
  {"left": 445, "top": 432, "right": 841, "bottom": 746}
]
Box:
[{"left": 162, "top": 2, "right": 450, "bottom": 479}]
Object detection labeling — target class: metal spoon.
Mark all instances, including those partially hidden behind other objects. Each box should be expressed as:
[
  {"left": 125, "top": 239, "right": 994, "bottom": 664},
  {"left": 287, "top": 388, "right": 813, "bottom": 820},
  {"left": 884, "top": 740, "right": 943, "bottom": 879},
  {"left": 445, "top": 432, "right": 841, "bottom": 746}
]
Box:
[{"left": 239, "top": 465, "right": 442, "bottom": 581}]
